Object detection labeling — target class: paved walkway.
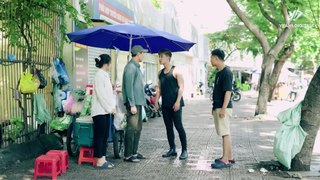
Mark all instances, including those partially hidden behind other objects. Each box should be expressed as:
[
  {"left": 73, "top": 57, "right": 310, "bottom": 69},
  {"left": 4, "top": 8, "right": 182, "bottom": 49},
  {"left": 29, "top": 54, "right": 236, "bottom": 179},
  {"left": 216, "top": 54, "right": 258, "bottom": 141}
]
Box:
[{"left": 0, "top": 92, "right": 319, "bottom": 180}]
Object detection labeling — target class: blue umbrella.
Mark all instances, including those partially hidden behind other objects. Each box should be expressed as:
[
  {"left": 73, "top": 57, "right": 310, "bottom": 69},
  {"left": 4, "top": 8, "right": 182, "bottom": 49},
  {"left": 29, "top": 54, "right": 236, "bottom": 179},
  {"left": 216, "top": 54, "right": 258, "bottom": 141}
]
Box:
[{"left": 67, "top": 23, "right": 195, "bottom": 53}]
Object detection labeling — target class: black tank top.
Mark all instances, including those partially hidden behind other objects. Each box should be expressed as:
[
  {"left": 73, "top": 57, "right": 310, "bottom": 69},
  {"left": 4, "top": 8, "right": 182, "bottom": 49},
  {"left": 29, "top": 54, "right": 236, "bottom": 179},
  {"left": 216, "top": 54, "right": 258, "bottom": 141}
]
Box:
[{"left": 159, "top": 66, "right": 184, "bottom": 108}]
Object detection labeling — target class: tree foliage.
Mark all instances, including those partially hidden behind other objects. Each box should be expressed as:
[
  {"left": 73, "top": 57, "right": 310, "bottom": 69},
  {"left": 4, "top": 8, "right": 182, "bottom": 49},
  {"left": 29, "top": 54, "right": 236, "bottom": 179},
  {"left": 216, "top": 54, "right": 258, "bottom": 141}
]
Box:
[
  {"left": 209, "top": 0, "right": 319, "bottom": 70},
  {"left": 0, "top": 0, "right": 91, "bottom": 59},
  {"left": 150, "top": 0, "right": 161, "bottom": 9}
]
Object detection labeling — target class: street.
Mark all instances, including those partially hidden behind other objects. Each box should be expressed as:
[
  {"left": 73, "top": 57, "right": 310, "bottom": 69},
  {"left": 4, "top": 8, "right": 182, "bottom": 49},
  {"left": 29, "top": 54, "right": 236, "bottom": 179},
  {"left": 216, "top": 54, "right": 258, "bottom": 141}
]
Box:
[{"left": 0, "top": 92, "right": 319, "bottom": 180}]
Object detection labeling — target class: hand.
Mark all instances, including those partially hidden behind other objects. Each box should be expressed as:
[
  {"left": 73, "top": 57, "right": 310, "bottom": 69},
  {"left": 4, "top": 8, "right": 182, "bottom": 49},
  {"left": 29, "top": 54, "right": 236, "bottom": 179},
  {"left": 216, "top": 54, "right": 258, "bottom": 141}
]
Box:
[
  {"left": 112, "top": 109, "right": 117, "bottom": 115},
  {"left": 219, "top": 108, "right": 226, "bottom": 118},
  {"left": 172, "top": 102, "right": 180, "bottom": 112},
  {"left": 131, "top": 106, "right": 137, "bottom": 115},
  {"left": 154, "top": 103, "right": 159, "bottom": 112}
]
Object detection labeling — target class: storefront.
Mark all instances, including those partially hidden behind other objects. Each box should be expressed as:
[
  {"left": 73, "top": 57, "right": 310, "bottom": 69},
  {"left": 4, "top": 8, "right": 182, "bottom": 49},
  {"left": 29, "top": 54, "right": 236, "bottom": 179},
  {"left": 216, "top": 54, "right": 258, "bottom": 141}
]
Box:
[{"left": 73, "top": 0, "right": 134, "bottom": 89}]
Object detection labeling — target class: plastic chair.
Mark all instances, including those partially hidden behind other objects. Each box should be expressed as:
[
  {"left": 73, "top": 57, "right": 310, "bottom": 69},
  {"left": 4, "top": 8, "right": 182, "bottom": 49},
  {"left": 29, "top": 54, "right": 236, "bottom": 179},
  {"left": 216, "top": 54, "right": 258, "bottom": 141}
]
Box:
[
  {"left": 34, "top": 155, "right": 61, "bottom": 180},
  {"left": 78, "top": 146, "right": 96, "bottom": 166}
]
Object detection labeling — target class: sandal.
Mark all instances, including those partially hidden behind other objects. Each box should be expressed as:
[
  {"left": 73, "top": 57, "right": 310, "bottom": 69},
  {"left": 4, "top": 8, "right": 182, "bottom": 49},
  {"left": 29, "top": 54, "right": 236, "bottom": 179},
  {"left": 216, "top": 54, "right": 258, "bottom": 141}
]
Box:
[
  {"left": 97, "top": 161, "right": 114, "bottom": 169},
  {"left": 124, "top": 156, "right": 140, "bottom": 163},
  {"left": 214, "top": 157, "right": 236, "bottom": 164},
  {"left": 211, "top": 160, "right": 232, "bottom": 169}
]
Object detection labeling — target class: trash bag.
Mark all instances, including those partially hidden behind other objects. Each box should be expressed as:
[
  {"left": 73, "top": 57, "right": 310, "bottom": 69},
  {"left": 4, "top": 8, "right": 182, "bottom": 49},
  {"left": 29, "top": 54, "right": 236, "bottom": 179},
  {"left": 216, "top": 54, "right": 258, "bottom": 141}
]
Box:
[
  {"left": 50, "top": 115, "right": 72, "bottom": 131},
  {"left": 273, "top": 102, "right": 308, "bottom": 169},
  {"left": 34, "top": 94, "right": 52, "bottom": 124}
]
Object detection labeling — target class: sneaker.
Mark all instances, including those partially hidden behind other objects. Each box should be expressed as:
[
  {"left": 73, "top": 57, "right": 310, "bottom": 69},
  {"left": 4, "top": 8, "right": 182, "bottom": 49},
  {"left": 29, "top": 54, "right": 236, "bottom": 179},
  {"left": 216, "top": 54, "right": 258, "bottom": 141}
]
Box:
[
  {"left": 211, "top": 160, "right": 232, "bottom": 169},
  {"left": 214, "top": 157, "right": 236, "bottom": 164},
  {"left": 162, "top": 149, "right": 177, "bottom": 158},
  {"left": 124, "top": 156, "right": 140, "bottom": 163},
  {"left": 179, "top": 150, "right": 188, "bottom": 160},
  {"left": 134, "top": 153, "right": 146, "bottom": 159}
]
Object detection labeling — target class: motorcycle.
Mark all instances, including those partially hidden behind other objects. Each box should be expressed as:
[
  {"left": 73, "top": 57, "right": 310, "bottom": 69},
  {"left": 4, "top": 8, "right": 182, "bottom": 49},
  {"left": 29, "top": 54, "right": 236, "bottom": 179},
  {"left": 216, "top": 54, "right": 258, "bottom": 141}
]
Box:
[
  {"left": 209, "top": 84, "right": 241, "bottom": 102},
  {"left": 144, "top": 82, "right": 162, "bottom": 119},
  {"left": 231, "top": 85, "right": 241, "bottom": 102}
]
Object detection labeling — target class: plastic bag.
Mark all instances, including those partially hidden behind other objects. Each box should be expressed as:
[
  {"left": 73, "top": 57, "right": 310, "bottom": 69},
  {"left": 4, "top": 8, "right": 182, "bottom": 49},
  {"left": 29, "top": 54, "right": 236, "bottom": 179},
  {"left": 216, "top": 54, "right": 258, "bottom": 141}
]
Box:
[
  {"left": 80, "top": 95, "right": 92, "bottom": 117},
  {"left": 34, "top": 94, "right": 52, "bottom": 124},
  {"left": 34, "top": 68, "right": 47, "bottom": 89},
  {"left": 54, "top": 58, "right": 69, "bottom": 85},
  {"left": 51, "top": 62, "right": 60, "bottom": 84},
  {"left": 53, "top": 84, "right": 66, "bottom": 114},
  {"left": 142, "top": 106, "right": 147, "bottom": 121},
  {"left": 64, "top": 95, "right": 84, "bottom": 115},
  {"left": 273, "top": 102, "right": 308, "bottom": 169},
  {"left": 113, "top": 93, "right": 127, "bottom": 130},
  {"left": 19, "top": 72, "right": 40, "bottom": 94},
  {"left": 114, "top": 113, "right": 127, "bottom": 130},
  {"left": 50, "top": 115, "right": 72, "bottom": 131},
  {"left": 63, "top": 90, "right": 85, "bottom": 115}
]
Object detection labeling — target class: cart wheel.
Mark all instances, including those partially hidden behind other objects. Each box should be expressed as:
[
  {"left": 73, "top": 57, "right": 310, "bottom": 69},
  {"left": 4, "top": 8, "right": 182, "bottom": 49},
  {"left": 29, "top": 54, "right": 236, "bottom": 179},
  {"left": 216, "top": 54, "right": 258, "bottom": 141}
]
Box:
[
  {"left": 113, "top": 130, "right": 124, "bottom": 159},
  {"left": 67, "top": 123, "right": 79, "bottom": 157}
]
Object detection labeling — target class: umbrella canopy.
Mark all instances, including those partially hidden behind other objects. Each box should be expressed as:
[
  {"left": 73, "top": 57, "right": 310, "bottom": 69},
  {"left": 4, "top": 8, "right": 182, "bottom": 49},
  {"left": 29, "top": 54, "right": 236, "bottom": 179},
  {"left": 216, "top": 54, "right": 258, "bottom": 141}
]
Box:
[{"left": 67, "top": 23, "right": 195, "bottom": 53}]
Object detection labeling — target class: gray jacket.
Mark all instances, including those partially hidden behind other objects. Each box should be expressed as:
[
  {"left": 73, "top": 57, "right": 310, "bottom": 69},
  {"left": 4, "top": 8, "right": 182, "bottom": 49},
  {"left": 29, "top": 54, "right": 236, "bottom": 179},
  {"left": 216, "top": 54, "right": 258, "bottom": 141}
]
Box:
[{"left": 122, "top": 60, "right": 146, "bottom": 107}]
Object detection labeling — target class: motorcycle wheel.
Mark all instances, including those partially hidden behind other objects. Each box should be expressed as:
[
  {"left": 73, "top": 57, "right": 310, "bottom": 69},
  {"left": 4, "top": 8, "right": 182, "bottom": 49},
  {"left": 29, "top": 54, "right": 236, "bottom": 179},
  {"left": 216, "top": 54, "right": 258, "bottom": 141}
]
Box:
[
  {"left": 145, "top": 106, "right": 154, "bottom": 119},
  {"left": 67, "top": 122, "right": 80, "bottom": 157},
  {"left": 232, "top": 92, "right": 241, "bottom": 102},
  {"left": 113, "top": 129, "right": 124, "bottom": 159}
]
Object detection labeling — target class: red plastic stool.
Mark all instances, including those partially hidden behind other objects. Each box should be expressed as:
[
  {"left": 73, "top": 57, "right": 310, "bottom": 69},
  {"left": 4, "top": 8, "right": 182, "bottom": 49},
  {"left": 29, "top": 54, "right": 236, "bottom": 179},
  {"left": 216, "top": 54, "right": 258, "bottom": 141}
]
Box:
[
  {"left": 34, "top": 155, "right": 61, "bottom": 180},
  {"left": 78, "top": 147, "right": 96, "bottom": 166},
  {"left": 46, "top": 150, "right": 69, "bottom": 173}
]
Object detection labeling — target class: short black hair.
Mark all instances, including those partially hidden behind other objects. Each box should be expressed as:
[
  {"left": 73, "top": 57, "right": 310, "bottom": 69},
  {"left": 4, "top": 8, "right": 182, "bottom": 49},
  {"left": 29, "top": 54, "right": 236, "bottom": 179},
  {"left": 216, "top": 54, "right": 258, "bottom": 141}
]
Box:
[
  {"left": 95, "top": 54, "right": 111, "bottom": 68},
  {"left": 158, "top": 49, "right": 172, "bottom": 59},
  {"left": 211, "top": 49, "right": 225, "bottom": 61}
]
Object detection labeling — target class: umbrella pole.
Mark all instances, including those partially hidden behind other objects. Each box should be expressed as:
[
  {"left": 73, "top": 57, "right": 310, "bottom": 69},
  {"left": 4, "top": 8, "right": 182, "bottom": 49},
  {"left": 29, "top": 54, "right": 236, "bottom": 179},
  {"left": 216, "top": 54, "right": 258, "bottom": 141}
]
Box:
[
  {"left": 114, "top": 48, "right": 119, "bottom": 82},
  {"left": 127, "top": 34, "right": 132, "bottom": 62}
]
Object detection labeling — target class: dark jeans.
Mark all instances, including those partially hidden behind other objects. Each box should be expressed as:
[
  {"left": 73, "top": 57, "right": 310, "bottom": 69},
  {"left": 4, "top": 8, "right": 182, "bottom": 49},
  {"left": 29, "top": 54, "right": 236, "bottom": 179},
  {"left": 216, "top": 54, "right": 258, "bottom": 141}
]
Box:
[
  {"left": 93, "top": 114, "right": 111, "bottom": 158},
  {"left": 124, "top": 105, "right": 142, "bottom": 157},
  {"left": 162, "top": 107, "right": 187, "bottom": 151}
]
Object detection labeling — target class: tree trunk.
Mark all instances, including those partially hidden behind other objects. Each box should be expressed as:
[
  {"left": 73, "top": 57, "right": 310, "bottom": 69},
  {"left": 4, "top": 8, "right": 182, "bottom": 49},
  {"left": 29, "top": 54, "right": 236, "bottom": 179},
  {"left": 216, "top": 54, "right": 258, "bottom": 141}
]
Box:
[
  {"left": 268, "top": 43, "right": 295, "bottom": 102},
  {"left": 291, "top": 67, "right": 320, "bottom": 171},
  {"left": 268, "top": 61, "right": 285, "bottom": 102},
  {"left": 255, "top": 54, "right": 275, "bottom": 115}
]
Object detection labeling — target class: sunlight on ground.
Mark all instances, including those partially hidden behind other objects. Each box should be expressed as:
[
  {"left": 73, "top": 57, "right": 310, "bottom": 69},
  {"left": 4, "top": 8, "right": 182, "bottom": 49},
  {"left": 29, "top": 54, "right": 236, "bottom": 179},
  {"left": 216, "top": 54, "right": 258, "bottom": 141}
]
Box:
[
  {"left": 258, "top": 145, "right": 273, "bottom": 150},
  {"left": 260, "top": 131, "right": 277, "bottom": 137}
]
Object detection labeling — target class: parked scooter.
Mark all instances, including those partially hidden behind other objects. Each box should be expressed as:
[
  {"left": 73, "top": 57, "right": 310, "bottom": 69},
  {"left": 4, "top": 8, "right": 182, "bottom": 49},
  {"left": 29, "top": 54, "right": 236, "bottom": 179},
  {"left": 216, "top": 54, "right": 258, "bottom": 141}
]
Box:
[
  {"left": 209, "top": 83, "right": 241, "bottom": 102},
  {"left": 231, "top": 83, "right": 241, "bottom": 102},
  {"left": 144, "top": 82, "right": 162, "bottom": 119}
]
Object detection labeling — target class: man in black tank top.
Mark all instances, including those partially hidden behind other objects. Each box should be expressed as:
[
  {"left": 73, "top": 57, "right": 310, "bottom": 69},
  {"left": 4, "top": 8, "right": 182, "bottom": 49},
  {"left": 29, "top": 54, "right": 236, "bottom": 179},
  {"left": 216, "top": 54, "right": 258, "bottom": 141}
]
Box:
[{"left": 155, "top": 49, "right": 188, "bottom": 160}]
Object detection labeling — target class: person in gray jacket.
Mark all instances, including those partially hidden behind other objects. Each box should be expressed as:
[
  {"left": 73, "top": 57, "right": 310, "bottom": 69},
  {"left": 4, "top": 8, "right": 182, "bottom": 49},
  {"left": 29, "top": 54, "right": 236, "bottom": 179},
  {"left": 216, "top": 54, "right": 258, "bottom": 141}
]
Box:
[{"left": 122, "top": 45, "right": 147, "bottom": 163}]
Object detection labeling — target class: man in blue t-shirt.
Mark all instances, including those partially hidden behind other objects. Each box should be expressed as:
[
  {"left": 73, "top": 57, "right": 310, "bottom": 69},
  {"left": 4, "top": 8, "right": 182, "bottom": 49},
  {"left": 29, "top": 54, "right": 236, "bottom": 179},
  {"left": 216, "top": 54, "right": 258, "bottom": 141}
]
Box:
[{"left": 210, "top": 49, "right": 235, "bottom": 169}]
